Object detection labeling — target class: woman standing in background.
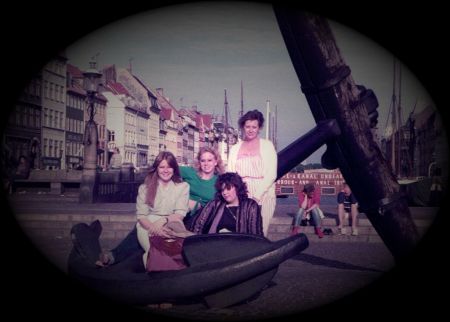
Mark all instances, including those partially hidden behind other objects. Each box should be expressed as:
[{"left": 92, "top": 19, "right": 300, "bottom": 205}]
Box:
[{"left": 227, "top": 109, "right": 277, "bottom": 236}]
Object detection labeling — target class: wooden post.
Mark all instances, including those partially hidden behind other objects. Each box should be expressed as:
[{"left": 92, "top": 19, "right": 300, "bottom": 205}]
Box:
[{"left": 273, "top": 6, "right": 420, "bottom": 261}]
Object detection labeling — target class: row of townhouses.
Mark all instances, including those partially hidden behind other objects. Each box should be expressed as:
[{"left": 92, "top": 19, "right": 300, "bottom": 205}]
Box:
[{"left": 4, "top": 54, "right": 239, "bottom": 171}]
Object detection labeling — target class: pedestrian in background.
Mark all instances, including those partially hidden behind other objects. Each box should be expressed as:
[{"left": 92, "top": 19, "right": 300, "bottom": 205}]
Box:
[
  {"left": 291, "top": 183, "right": 325, "bottom": 238},
  {"left": 337, "top": 182, "right": 359, "bottom": 235},
  {"left": 109, "top": 147, "right": 122, "bottom": 169}
]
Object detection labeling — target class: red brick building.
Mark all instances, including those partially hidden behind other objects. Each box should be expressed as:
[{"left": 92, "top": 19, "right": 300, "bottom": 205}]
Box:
[{"left": 276, "top": 169, "right": 345, "bottom": 197}]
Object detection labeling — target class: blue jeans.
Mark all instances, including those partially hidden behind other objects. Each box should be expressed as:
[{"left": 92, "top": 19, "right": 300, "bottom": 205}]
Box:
[
  {"left": 111, "top": 226, "right": 141, "bottom": 263},
  {"left": 293, "top": 208, "right": 321, "bottom": 228}
]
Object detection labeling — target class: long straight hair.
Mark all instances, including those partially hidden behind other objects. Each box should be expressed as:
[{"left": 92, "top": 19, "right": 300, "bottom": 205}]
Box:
[{"left": 144, "top": 151, "right": 182, "bottom": 206}]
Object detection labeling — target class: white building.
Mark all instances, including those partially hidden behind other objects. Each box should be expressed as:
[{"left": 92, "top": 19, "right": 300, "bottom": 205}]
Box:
[
  {"left": 116, "top": 68, "right": 160, "bottom": 167},
  {"left": 41, "top": 54, "right": 67, "bottom": 169},
  {"left": 102, "top": 88, "right": 126, "bottom": 162}
]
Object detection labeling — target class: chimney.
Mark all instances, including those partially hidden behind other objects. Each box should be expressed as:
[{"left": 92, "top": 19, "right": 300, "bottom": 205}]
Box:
[{"left": 156, "top": 88, "right": 164, "bottom": 97}]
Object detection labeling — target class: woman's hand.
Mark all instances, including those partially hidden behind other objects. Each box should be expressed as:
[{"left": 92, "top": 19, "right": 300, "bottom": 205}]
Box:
[
  {"left": 168, "top": 213, "right": 184, "bottom": 223},
  {"left": 188, "top": 199, "right": 198, "bottom": 211},
  {"left": 147, "top": 218, "right": 172, "bottom": 238}
]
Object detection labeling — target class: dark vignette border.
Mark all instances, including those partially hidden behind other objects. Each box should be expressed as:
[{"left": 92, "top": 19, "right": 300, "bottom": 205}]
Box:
[{"left": 2, "top": 1, "right": 448, "bottom": 321}]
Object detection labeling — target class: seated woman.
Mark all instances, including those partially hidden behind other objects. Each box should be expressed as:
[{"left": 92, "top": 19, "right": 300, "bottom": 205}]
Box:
[
  {"left": 291, "top": 183, "right": 324, "bottom": 238},
  {"left": 190, "top": 172, "right": 263, "bottom": 236},
  {"left": 135, "top": 151, "right": 190, "bottom": 272},
  {"left": 181, "top": 146, "right": 225, "bottom": 226}
]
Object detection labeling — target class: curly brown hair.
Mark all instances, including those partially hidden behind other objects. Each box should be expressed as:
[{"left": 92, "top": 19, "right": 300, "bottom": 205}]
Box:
[
  {"left": 238, "top": 109, "right": 265, "bottom": 129},
  {"left": 214, "top": 172, "right": 248, "bottom": 202}
]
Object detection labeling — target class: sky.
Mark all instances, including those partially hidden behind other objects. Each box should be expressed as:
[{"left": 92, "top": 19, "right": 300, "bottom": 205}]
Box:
[{"left": 66, "top": 1, "right": 433, "bottom": 163}]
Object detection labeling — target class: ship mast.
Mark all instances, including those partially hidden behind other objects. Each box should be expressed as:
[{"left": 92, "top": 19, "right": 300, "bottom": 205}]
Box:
[
  {"left": 265, "top": 99, "right": 270, "bottom": 140},
  {"left": 397, "top": 63, "right": 403, "bottom": 177},
  {"left": 239, "top": 81, "right": 244, "bottom": 139},
  {"left": 240, "top": 80, "right": 244, "bottom": 118},
  {"left": 271, "top": 104, "right": 278, "bottom": 150},
  {"left": 224, "top": 89, "right": 230, "bottom": 159},
  {"left": 390, "top": 59, "right": 397, "bottom": 173}
]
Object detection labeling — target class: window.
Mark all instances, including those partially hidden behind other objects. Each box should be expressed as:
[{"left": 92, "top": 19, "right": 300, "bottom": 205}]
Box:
[
  {"left": 19, "top": 106, "right": 26, "bottom": 126},
  {"left": 321, "top": 187, "right": 336, "bottom": 195},
  {"left": 43, "top": 139, "right": 48, "bottom": 157},
  {"left": 54, "top": 111, "right": 58, "bottom": 128},
  {"left": 27, "top": 106, "right": 31, "bottom": 127},
  {"left": 43, "top": 108, "right": 48, "bottom": 127},
  {"left": 280, "top": 187, "right": 294, "bottom": 194},
  {"left": 36, "top": 80, "right": 41, "bottom": 97},
  {"left": 28, "top": 108, "right": 34, "bottom": 127},
  {"left": 44, "top": 81, "right": 48, "bottom": 98},
  {"left": 36, "top": 110, "right": 41, "bottom": 127}
]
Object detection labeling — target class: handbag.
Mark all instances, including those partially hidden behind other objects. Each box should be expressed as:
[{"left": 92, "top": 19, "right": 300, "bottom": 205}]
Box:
[{"left": 147, "top": 236, "right": 187, "bottom": 272}]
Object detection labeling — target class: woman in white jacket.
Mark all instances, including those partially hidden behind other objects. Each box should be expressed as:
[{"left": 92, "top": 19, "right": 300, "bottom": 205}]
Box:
[{"left": 227, "top": 109, "right": 277, "bottom": 236}]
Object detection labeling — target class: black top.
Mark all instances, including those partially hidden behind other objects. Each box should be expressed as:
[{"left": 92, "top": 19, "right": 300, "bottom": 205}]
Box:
[
  {"left": 216, "top": 206, "right": 238, "bottom": 233},
  {"left": 337, "top": 192, "right": 358, "bottom": 212}
]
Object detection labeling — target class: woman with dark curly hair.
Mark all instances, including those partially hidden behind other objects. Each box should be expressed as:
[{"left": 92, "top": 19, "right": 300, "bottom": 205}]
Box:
[{"left": 190, "top": 172, "right": 263, "bottom": 235}]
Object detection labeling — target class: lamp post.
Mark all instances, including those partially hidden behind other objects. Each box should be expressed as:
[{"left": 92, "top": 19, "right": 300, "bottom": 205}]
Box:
[{"left": 79, "top": 61, "right": 102, "bottom": 203}]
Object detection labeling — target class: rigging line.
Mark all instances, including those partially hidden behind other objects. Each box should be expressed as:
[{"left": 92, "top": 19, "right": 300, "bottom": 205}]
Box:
[
  {"left": 385, "top": 56, "right": 397, "bottom": 132},
  {"left": 384, "top": 95, "right": 394, "bottom": 131}
]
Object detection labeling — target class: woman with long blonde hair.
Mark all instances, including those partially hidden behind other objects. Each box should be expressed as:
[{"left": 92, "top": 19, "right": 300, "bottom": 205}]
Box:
[{"left": 180, "top": 146, "right": 224, "bottom": 225}]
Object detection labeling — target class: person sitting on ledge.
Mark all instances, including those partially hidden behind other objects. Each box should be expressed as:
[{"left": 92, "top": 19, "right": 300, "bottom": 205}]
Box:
[
  {"left": 337, "top": 182, "right": 359, "bottom": 236},
  {"left": 291, "top": 183, "right": 325, "bottom": 238}
]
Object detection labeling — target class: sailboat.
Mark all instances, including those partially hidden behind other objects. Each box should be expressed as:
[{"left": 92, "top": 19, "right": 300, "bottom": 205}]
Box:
[{"left": 383, "top": 59, "right": 431, "bottom": 205}]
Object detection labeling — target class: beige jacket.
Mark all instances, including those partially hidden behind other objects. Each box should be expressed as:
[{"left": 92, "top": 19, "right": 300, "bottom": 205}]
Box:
[{"left": 227, "top": 138, "right": 277, "bottom": 200}]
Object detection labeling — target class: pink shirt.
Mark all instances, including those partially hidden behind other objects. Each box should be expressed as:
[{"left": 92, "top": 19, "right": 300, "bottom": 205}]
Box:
[{"left": 298, "top": 189, "right": 321, "bottom": 209}]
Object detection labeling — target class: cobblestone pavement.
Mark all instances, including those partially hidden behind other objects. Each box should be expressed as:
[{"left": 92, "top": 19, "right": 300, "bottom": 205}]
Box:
[{"left": 29, "top": 234, "right": 394, "bottom": 321}]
